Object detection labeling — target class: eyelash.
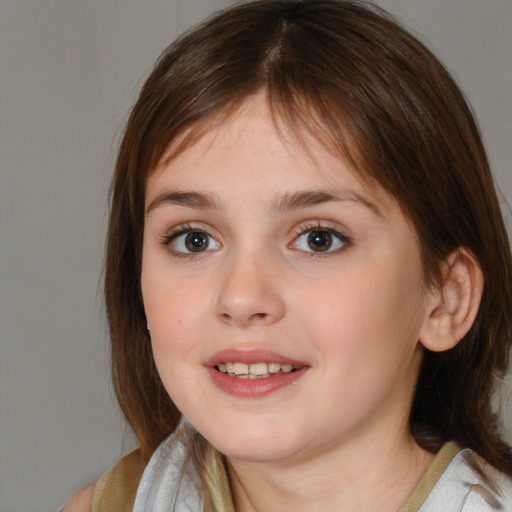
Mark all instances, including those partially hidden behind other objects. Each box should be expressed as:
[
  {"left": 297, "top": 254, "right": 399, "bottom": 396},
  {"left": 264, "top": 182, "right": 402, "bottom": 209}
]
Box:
[
  {"left": 160, "top": 221, "right": 351, "bottom": 258},
  {"left": 291, "top": 221, "right": 352, "bottom": 257},
  {"left": 160, "top": 223, "right": 220, "bottom": 258}
]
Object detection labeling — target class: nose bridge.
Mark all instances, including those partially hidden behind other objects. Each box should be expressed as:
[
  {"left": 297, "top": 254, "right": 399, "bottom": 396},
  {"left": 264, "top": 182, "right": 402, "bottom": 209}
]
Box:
[{"left": 215, "top": 243, "right": 285, "bottom": 327}]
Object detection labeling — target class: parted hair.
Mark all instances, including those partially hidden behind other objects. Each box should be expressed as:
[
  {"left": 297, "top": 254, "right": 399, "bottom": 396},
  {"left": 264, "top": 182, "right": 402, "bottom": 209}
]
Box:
[{"left": 105, "top": 0, "right": 512, "bottom": 501}]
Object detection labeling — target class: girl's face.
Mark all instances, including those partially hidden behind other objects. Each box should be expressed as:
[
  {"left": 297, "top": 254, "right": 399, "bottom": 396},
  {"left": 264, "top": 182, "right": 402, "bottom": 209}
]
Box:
[{"left": 141, "top": 94, "right": 431, "bottom": 464}]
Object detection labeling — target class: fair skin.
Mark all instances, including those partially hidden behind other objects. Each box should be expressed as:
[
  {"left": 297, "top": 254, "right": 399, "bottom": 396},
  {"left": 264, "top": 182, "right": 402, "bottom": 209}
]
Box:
[
  {"left": 65, "top": 94, "right": 483, "bottom": 511},
  {"left": 62, "top": 483, "right": 95, "bottom": 512},
  {"left": 140, "top": 94, "right": 481, "bottom": 512}
]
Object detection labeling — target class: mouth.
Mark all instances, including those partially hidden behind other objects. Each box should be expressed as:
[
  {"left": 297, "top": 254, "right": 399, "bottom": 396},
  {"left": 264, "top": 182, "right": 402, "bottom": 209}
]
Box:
[
  {"left": 206, "top": 349, "right": 309, "bottom": 397},
  {"left": 215, "top": 361, "right": 303, "bottom": 379}
]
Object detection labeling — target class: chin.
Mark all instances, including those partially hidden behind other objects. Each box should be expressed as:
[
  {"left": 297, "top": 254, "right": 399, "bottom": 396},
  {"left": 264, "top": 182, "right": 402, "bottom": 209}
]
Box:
[
  {"left": 181, "top": 402, "right": 310, "bottom": 463},
  {"left": 220, "top": 442, "right": 296, "bottom": 463},
  {"left": 205, "top": 424, "right": 303, "bottom": 463}
]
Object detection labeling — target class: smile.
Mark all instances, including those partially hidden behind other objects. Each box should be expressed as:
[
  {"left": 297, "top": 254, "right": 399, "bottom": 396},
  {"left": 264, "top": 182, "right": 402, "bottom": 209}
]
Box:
[
  {"left": 216, "top": 362, "right": 302, "bottom": 378},
  {"left": 206, "top": 349, "right": 309, "bottom": 397}
]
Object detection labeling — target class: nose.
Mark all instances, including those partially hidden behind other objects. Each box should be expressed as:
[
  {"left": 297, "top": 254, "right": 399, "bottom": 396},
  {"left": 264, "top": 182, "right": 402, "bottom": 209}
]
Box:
[{"left": 215, "top": 251, "right": 286, "bottom": 328}]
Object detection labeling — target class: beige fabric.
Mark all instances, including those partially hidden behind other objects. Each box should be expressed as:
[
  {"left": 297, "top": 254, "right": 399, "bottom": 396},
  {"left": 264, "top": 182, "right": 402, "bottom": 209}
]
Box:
[
  {"left": 92, "top": 449, "right": 146, "bottom": 512},
  {"left": 399, "top": 442, "right": 460, "bottom": 512},
  {"left": 92, "top": 442, "right": 460, "bottom": 511}
]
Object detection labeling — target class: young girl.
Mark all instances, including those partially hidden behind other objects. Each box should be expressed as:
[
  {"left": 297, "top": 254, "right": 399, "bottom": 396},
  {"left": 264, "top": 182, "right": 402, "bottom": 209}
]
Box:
[{"left": 65, "top": 0, "right": 512, "bottom": 510}]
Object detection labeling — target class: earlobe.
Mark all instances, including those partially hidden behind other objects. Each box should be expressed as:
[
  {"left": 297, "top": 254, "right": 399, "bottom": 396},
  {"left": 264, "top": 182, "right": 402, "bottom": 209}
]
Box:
[{"left": 419, "top": 249, "right": 484, "bottom": 352}]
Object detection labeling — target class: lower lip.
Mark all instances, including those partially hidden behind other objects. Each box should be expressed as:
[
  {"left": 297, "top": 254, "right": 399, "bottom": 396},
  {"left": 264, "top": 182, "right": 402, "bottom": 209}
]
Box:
[{"left": 207, "top": 367, "right": 308, "bottom": 398}]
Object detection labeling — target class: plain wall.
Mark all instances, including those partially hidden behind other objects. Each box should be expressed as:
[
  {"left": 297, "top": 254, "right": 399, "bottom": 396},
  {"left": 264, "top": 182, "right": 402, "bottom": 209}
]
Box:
[{"left": 0, "top": 1, "right": 510, "bottom": 511}]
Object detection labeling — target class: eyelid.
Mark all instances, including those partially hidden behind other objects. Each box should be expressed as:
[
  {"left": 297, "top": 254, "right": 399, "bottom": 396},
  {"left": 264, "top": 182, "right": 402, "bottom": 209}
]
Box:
[
  {"left": 161, "top": 223, "right": 221, "bottom": 256},
  {"left": 289, "top": 221, "right": 351, "bottom": 255}
]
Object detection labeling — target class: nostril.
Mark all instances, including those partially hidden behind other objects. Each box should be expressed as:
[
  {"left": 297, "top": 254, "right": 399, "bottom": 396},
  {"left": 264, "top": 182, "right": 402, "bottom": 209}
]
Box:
[{"left": 217, "top": 310, "right": 269, "bottom": 327}]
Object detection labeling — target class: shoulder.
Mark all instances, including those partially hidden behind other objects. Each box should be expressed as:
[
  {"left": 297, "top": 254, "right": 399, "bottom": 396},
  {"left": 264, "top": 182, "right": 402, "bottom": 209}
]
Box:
[
  {"left": 92, "top": 448, "right": 146, "bottom": 511},
  {"left": 423, "top": 448, "right": 512, "bottom": 512},
  {"left": 61, "top": 449, "right": 145, "bottom": 512},
  {"left": 61, "top": 483, "right": 95, "bottom": 512}
]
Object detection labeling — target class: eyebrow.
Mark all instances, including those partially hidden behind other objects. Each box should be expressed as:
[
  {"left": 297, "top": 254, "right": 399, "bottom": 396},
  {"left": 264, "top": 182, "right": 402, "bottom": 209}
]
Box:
[
  {"left": 146, "top": 191, "right": 224, "bottom": 214},
  {"left": 146, "top": 189, "right": 380, "bottom": 216},
  {"left": 269, "top": 190, "right": 381, "bottom": 216}
]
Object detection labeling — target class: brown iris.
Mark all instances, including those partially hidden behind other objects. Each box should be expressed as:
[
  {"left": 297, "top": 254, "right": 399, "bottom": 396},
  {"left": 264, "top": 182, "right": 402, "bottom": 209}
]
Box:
[
  {"left": 307, "top": 230, "right": 333, "bottom": 252},
  {"left": 185, "top": 232, "right": 210, "bottom": 252}
]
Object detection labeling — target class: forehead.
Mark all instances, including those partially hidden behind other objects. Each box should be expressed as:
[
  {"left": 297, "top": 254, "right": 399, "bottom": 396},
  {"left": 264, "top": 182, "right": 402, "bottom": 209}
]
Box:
[{"left": 147, "top": 94, "right": 392, "bottom": 212}]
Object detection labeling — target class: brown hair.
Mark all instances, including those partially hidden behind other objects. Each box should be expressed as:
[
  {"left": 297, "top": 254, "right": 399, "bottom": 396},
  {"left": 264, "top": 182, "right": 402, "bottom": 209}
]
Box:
[{"left": 105, "top": 0, "right": 512, "bottom": 480}]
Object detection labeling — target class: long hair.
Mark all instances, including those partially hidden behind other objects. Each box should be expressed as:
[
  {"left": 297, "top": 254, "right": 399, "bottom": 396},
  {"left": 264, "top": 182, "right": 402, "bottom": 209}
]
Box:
[{"left": 105, "top": 0, "right": 512, "bottom": 494}]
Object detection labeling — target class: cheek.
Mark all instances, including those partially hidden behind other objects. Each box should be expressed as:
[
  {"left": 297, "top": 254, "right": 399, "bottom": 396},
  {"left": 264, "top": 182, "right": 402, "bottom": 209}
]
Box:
[
  {"left": 300, "top": 250, "right": 426, "bottom": 367},
  {"left": 143, "top": 280, "right": 204, "bottom": 408},
  {"left": 142, "top": 248, "right": 210, "bottom": 328},
  {"left": 141, "top": 255, "right": 205, "bottom": 373},
  {"left": 144, "top": 286, "right": 203, "bottom": 361}
]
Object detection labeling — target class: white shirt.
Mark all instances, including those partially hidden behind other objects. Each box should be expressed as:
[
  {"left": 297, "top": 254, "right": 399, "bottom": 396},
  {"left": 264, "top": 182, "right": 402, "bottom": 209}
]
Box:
[{"left": 133, "top": 432, "right": 512, "bottom": 512}]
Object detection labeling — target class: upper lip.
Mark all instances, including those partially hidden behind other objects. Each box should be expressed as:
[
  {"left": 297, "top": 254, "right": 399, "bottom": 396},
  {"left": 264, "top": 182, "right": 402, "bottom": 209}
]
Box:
[{"left": 204, "top": 348, "right": 309, "bottom": 368}]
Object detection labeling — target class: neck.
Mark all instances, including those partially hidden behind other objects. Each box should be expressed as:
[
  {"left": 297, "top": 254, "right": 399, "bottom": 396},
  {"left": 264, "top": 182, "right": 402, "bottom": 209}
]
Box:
[{"left": 226, "top": 427, "right": 434, "bottom": 512}]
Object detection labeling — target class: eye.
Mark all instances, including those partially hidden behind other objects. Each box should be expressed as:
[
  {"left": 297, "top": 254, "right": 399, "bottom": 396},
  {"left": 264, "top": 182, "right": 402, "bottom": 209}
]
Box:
[
  {"left": 170, "top": 230, "right": 220, "bottom": 254},
  {"left": 293, "top": 228, "right": 349, "bottom": 254}
]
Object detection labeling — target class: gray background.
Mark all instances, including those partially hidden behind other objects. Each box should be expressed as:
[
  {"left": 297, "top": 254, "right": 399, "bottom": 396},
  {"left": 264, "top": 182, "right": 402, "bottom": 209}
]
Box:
[{"left": 1, "top": 1, "right": 510, "bottom": 511}]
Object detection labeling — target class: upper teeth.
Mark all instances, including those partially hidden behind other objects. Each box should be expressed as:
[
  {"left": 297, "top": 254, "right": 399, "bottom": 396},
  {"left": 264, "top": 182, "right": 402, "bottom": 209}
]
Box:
[{"left": 217, "top": 362, "right": 296, "bottom": 378}]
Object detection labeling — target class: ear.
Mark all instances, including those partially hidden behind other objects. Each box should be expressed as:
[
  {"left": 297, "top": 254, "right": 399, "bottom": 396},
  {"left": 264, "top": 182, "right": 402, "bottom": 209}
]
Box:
[{"left": 419, "top": 249, "right": 484, "bottom": 352}]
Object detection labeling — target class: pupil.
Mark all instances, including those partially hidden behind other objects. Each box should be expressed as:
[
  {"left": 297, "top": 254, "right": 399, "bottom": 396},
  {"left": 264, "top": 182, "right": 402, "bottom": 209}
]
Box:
[
  {"left": 185, "top": 232, "right": 208, "bottom": 252},
  {"left": 307, "top": 230, "right": 332, "bottom": 252}
]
